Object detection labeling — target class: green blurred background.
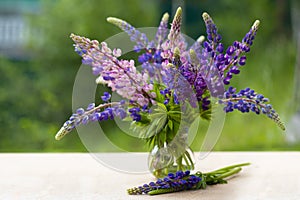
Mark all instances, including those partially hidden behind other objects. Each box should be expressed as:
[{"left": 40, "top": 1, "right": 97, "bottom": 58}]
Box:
[{"left": 0, "top": 0, "right": 298, "bottom": 152}]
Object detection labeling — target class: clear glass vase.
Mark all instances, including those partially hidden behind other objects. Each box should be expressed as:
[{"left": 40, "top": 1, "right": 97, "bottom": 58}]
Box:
[{"left": 148, "top": 143, "right": 195, "bottom": 178}]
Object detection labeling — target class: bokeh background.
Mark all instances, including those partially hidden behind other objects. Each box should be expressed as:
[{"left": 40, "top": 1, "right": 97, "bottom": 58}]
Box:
[{"left": 0, "top": 0, "right": 299, "bottom": 152}]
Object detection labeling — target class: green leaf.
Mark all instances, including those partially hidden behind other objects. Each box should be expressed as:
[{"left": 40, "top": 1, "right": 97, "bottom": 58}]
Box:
[
  {"left": 168, "top": 111, "right": 182, "bottom": 117},
  {"left": 145, "top": 118, "right": 160, "bottom": 137},
  {"left": 168, "top": 119, "right": 173, "bottom": 130},
  {"left": 159, "top": 130, "right": 167, "bottom": 144},
  {"left": 200, "top": 109, "right": 212, "bottom": 121},
  {"left": 155, "top": 115, "right": 167, "bottom": 134},
  {"left": 146, "top": 136, "right": 156, "bottom": 150},
  {"left": 169, "top": 114, "right": 181, "bottom": 124},
  {"left": 156, "top": 102, "right": 168, "bottom": 112}
]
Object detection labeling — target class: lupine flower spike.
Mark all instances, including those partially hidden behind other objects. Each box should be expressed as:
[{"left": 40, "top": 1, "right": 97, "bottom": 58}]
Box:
[
  {"left": 154, "top": 12, "right": 169, "bottom": 49},
  {"left": 127, "top": 163, "right": 250, "bottom": 195},
  {"left": 167, "top": 7, "right": 182, "bottom": 49},
  {"left": 219, "top": 87, "right": 285, "bottom": 130}
]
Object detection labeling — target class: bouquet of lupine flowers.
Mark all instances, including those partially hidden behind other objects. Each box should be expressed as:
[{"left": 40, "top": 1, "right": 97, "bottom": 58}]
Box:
[{"left": 55, "top": 7, "right": 285, "bottom": 195}]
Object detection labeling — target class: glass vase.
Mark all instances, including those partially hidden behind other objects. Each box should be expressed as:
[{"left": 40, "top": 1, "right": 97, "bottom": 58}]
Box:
[{"left": 148, "top": 143, "right": 195, "bottom": 178}]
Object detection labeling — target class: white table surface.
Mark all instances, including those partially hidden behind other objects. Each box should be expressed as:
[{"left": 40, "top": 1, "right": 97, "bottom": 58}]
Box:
[{"left": 0, "top": 152, "right": 299, "bottom": 200}]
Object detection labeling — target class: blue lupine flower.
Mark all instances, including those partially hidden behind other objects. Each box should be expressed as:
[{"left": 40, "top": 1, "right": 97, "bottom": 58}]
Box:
[
  {"left": 127, "top": 170, "right": 201, "bottom": 195},
  {"left": 219, "top": 87, "right": 285, "bottom": 130},
  {"left": 154, "top": 13, "right": 169, "bottom": 48},
  {"left": 202, "top": 12, "right": 222, "bottom": 43},
  {"left": 106, "top": 17, "right": 149, "bottom": 52},
  {"left": 55, "top": 101, "right": 127, "bottom": 140},
  {"left": 138, "top": 52, "right": 152, "bottom": 63},
  {"left": 153, "top": 50, "right": 163, "bottom": 63},
  {"left": 129, "top": 107, "right": 142, "bottom": 121},
  {"left": 101, "top": 92, "right": 111, "bottom": 102}
]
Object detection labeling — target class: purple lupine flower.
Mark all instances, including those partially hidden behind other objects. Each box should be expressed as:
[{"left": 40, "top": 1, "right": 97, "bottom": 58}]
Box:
[
  {"left": 70, "top": 34, "right": 155, "bottom": 106},
  {"left": 218, "top": 20, "right": 260, "bottom": 85},
  {"left": 216, "top": 43, "right": 224, "bottom": 53},
  {"left": 239, "top": 55, "right": 246, "bottom": 66},
  {"left": 113, "top": 107, "right": 127, "bottom": 120},
  {"left": 202, "top": 12, "right": 222, "bottom": 44},
  {"left": 160, "top": 50, "right": 198, "bottom": 108},
  {"left": 178, "top": 61, "right": 208, "bottom": 105},
  {"left": 194, "top": 30, "right": 221, "bottom": 93},
  {"left": 202, "top": 97, "right": 211, "bottom": 111},
  {"left": 219, "top": 87, "right": 285, "bottom": 130},
  {"left": 154, "top": 12, "right": 169, "bottom": 49},
  {"left": 128, "top": 107, "right": 142, "bottom": 121},
  {"left": 106, "top": 17, "right": 149, "bottom": 52},
  {"left": 167, "top": 7, "right": 183, "bottom": 50},
  {"left": 127, "top": 170, "right": 201, "bottom": 195},
  {"left": 138, "top": 52, "right": 152, "bottom": 63},
  {"left": 242, "top": 20, "right": 260, "bottom": 52},
  {"left": 101, "top": 92, "right": 111, "bottom": 102},
  {"left": 55, "top": 101, "right": 126, "bottom": 140},
  {"left": 197, "top": 39, "right": 225, "bottom": 98}
]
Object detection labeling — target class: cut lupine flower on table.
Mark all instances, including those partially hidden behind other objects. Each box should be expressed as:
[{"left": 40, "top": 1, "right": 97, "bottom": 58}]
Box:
[
  {"left": 127, "top": 163, "right": 250, "bottom": 195},
  {"left": 55, "top": 7, "right": 285, "bottom": 195}
]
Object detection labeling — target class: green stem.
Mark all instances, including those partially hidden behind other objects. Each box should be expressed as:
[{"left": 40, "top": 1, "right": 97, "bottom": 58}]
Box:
[
  {"left": 176, "top": 156, "right": 183, "bottom": 171},
  {"left": 206, "top": 162, "right": 250, "bottom": 175},
  {"left": 183, "top": 154, "right": 189, "bottom": 169},
  {"left": 185, "top": 151, "right": 194, "bottom": 170},
  {"left": 216, "top": 167, "right": 242, "bottom": 179},
  {"left": 148, "top": 188, "right": 177, "bottom": 195}
]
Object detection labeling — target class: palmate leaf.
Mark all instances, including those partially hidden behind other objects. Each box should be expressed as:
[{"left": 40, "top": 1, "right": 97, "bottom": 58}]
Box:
[
  {"left": 130, "top": 102, "right": 169, "bottom": 144},
  {"left": 131, "top": 95, "right": 214, "bottom": 150},
  {"left": 168, "top": 110, "right": 181, "bottom": 124},
  {"left": 144, "top": 114, "right": 167, "bottom": 138},
  {"left": 129, "top": 114, "right": 151, "bottom": 139}
]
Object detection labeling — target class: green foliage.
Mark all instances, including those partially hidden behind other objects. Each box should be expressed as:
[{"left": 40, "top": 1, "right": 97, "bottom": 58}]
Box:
[
  {"left": 131, "top": 81, "right": 209, "bottom": 152},
  {"left": 0, "top": 57, "right": 84, "bottom": 151}
]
